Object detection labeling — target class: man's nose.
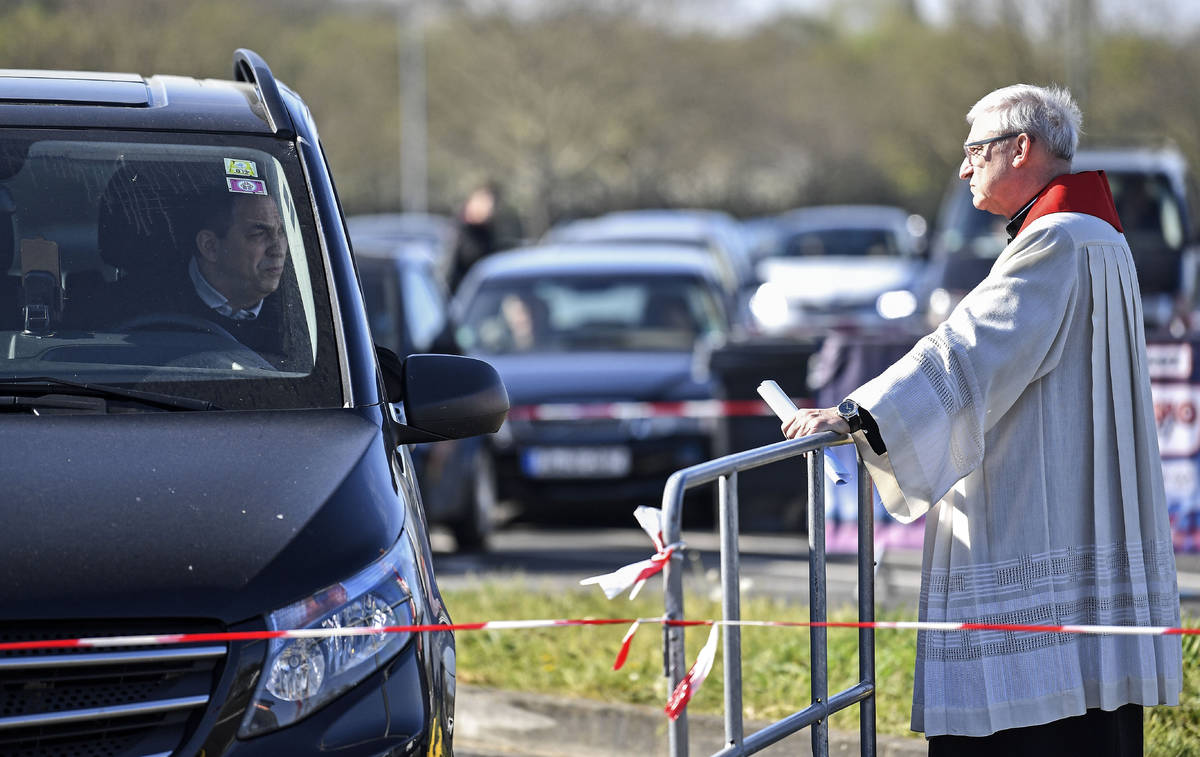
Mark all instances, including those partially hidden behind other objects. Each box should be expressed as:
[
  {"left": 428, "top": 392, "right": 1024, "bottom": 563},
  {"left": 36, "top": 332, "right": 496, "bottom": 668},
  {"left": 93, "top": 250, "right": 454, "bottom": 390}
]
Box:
[
  {"left": 959, "top": 157, "right": 973, "bottom": 180},
  {"left": 266, "top": 231, "right": 287, "bottom": 256}
]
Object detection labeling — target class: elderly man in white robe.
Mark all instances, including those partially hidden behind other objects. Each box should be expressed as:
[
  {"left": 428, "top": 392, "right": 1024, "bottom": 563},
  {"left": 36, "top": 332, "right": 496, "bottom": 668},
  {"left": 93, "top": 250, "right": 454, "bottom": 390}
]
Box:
[{"left": 784, "top": 84, "right": 1181, "bottom": 756}]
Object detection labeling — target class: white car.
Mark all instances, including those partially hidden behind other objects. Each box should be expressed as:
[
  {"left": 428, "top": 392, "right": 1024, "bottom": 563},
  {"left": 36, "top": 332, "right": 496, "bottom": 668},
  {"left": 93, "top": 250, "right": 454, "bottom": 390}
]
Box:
[{"left": 746, "top": 204, "right": 928, "bottom": 336}]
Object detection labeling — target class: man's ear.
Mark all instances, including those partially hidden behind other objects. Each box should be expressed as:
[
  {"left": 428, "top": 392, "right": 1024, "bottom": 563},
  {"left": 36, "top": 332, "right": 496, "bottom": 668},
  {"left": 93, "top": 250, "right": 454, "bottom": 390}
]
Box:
[
  {"left": 195, "top": 229, "right": 220, "bottom": 262},
  {"left": 1011, "top": 133, "right": 1032, "bottom": 168}
]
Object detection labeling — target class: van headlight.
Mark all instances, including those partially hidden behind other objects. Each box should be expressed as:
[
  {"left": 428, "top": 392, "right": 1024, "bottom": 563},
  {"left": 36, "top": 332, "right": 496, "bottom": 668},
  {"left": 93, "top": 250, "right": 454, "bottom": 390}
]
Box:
[{"left": 238, "top": 534, "right": 420, "bottom": 738}]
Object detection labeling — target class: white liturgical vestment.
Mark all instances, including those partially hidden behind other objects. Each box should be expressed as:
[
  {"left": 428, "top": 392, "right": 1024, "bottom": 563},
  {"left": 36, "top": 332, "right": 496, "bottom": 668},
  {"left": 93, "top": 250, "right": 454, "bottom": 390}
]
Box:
[{"left": 850, "top": 177, "right": 1183, "bottom": 737}]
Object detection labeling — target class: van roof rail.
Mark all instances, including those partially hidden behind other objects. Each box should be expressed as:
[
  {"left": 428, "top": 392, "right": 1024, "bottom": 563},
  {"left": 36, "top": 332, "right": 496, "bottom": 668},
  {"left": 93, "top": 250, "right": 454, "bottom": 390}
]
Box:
[{"left": 233, "top": 49, "right": 295, "bottom": 139}]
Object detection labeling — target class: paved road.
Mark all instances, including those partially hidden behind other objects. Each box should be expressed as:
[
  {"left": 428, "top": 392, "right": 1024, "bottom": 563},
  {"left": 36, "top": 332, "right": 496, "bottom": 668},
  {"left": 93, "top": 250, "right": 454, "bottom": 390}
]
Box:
[
  {"left": 432, "top": 521, "right": 917, "bottom": 611},
  {"left": 432, "top": 520, "right": 1200, "bottom": 611}
]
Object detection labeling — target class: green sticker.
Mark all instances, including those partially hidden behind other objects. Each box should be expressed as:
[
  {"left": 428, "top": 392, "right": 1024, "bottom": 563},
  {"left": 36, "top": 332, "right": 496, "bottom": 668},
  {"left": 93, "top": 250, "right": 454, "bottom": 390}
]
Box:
[{"left": 224, "top": 158, "right": 258, "bottom": 178}]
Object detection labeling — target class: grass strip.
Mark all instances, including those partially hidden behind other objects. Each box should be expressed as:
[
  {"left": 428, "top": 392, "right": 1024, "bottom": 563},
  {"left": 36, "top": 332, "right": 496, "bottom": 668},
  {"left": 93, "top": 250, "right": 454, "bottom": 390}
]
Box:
[{"left": 444, "top": 573, "right": 1200, "bottom": 754}]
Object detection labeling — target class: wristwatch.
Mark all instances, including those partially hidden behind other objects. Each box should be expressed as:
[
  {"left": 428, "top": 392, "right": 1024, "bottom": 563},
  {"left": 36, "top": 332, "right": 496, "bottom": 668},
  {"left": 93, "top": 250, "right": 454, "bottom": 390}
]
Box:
[{"left": 837, "top": 399, "right": 863, "bottom": 433}]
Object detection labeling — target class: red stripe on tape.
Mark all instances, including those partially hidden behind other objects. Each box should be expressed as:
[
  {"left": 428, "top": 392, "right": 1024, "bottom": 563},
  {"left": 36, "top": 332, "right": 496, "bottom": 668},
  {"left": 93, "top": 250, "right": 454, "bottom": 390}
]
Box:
[
  {"left": 2, "top": 617, "right": 1195, "bottom": 653},
  {"left": 507, "top": 398, "right": 813, "bottom": 422}
]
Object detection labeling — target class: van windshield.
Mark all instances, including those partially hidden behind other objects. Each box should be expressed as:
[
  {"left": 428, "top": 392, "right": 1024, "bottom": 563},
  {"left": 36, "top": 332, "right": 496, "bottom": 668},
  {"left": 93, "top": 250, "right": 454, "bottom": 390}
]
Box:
[{"left": 0, "top": 130, "right": 342, "bottom": 410}]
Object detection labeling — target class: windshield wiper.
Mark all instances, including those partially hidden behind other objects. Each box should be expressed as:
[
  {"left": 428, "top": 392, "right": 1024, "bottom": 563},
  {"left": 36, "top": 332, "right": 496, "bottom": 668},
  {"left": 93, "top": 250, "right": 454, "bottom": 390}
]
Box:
[{"left": 0, "top": 377, "right": 217, "bottom": 411}]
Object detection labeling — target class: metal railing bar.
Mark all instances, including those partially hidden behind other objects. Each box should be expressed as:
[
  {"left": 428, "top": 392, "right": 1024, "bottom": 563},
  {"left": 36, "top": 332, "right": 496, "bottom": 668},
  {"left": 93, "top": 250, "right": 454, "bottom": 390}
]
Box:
[
  {"left": 662, "top": 430, "right": 875, "bottom": 757},
  {"left": 662, "top": 434, "right": 850, "bottom": 528},
  {"left": 858, "top": 455, "right": 878, "bottom": 757},
  {"left": 710, "top": 681, "right": 876, "bottom": 757},
  {"left": 807, "top": 450, "right": 829, "bottom": 757},
  {"left": 719, "top": 472, "right": 744, "bottom": 750}
]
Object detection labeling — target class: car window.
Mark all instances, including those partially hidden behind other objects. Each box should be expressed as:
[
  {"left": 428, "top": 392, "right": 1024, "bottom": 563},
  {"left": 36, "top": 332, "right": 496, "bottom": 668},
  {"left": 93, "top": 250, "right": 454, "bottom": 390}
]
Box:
[
  {"left": 0, "top": 130, "right": 342, "bottom": 409},
  {"left": 781, "top": 228, "right": 900, "bottom": 258},
  {"left": 458, "top": 274, "right": 726, "bottom": 354},
  {"left": 400, "top": 264, "right": 446, "bottom": 353},
  {"left": 357, "top": 258, "right": 403, "bottom": 355}
]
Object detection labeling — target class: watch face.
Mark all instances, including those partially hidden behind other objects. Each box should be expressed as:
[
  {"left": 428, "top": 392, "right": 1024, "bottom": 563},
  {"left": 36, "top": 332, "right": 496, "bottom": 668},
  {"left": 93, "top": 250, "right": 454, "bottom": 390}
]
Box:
[{"left": 838, "top": 400, "right": 857, "bottom": 417}]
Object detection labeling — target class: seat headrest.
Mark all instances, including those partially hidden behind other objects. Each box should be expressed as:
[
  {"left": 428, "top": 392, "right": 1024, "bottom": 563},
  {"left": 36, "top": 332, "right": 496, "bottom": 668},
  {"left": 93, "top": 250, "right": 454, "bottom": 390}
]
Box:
[{"left": 97, "top": 160, "right": 212, "bottom": 278}]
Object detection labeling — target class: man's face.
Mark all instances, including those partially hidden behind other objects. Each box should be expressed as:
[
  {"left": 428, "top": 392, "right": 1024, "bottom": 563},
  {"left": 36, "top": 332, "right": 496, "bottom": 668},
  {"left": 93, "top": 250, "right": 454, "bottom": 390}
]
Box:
[
  {"left": 201, "top": 195, "right": 287, "bottom": 309},
  {"left": 959, "top": 114, "right": 1021, "bottom": 217}
]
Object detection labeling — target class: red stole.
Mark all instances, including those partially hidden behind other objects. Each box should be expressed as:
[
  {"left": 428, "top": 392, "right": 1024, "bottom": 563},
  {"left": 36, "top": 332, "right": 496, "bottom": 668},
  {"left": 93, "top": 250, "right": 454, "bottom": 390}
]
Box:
[{"left": 1016, "top": 170, "right": 1124, "bottom": 237}]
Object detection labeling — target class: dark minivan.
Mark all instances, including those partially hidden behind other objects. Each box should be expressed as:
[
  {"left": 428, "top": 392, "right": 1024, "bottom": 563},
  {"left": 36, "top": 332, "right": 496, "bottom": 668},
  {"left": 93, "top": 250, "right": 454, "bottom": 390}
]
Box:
[{"left": 0, "top": 52, "right": 507, "bottom": 755}]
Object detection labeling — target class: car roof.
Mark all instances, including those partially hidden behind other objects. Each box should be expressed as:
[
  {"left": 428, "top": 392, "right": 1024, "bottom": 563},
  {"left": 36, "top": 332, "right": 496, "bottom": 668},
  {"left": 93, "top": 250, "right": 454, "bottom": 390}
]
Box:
[
  {"left": 769, "top": 204, "right": 915, "bottom": 231},
  {"left": 0, "top": 65, "right": 279, "bottom": 134},
  {"left": 465, "top": 243, "right": 723, "bottom": 281},
  {"left": 346, "top": 213, "right": 457, "bottom": 242},
  {"left": 546, "top": 209, "right": 740, "bottom": 243},
  {"left": 353, "top": 239, "right": 439, "bottom": 267},
  {"left": 1074, "top": 146, "right": 1188, "bottom": 176}
]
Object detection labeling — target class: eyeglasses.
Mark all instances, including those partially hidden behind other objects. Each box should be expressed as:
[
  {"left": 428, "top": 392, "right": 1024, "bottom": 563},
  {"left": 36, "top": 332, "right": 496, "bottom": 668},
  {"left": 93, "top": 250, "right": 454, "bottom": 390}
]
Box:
[{"left": 962, "top": 132, "right": 1021, "bottom": 165}]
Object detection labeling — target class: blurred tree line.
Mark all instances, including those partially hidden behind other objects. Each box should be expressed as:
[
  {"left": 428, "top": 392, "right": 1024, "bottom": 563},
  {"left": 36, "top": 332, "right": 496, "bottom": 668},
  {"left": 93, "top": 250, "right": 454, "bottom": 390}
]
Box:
[{"left": 2, "top": 0, "right": 1199, "bottom": 233}]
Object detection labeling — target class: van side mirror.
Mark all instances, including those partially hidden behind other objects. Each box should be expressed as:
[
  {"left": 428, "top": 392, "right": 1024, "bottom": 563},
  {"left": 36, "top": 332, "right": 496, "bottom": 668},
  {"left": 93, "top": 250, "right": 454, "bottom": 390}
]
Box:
[{"left": 378, "top": 349, "right": 509, "bottom": 443}]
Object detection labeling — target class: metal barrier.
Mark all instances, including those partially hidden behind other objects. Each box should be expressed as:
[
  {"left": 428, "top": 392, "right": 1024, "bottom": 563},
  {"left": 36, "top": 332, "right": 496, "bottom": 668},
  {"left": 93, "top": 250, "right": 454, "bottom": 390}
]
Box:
[{"left": 661, "top": 431, "right": 876, "bottom": 757}]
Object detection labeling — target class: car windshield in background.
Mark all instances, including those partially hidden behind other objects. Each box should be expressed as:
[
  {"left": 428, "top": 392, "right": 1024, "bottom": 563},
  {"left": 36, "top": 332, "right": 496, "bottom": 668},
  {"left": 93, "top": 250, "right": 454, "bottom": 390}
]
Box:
[
  {"left": 1108, "top": 171, "right": 1186, "bottom": 294},
  {"left": 0, "top": 130, "right": 341, "bottom": 410},
  {"left": 780, "top": 228, "right": 901, "bottom": 258},
  {"left": 458, "top": 275, "right": 726, "bottom": 354}
]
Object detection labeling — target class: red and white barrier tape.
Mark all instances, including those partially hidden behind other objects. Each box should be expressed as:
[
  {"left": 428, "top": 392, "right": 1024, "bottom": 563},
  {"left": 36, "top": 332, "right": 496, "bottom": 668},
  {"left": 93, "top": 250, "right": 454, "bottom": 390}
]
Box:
[
  {"left": 5, "top": 616, "right": 1192, "bottom": 655},
  {"left": 507, "top": 398, "right": 812, "bottom": 422},
  {"left": 6, "top": 500, "right": 1190, "bottom": 721},
  {"left": 580, "top": 505, "right": 682, "bottom": 600},
  {"left": 3, "top": 616, "right": 1193, "bottom": 719}
]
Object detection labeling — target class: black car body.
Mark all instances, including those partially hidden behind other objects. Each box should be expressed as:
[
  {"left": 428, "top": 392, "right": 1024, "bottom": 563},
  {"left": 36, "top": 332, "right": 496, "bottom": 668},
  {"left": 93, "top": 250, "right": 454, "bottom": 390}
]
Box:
[
  {"left": 0, "top": 51, "right": 507, "bottom": 756},
  {"left": 452, "top": 244, "right": 730, "bottom": 515},
  {"left": 351, "top": 231, "right": 497, "bottom": 551}
]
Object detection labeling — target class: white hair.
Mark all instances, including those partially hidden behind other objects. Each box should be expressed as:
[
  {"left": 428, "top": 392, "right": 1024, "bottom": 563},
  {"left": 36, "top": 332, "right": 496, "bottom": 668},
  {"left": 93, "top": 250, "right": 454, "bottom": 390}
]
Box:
[{"left": 966, "top": 84, "right": 1082, "bottom": 162}]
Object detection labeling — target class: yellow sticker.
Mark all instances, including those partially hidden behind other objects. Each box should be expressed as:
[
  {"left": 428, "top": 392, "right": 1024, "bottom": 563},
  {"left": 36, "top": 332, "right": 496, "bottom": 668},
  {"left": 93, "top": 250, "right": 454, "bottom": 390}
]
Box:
[{"left": 224, "top": 158, "right": 258, "bottom": 178}]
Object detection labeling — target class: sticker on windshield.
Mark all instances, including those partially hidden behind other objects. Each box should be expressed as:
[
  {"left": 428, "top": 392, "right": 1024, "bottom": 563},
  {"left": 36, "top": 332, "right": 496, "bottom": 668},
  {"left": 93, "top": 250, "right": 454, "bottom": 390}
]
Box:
[
  {"left": 227, "top": 177, "right": 268, "bottom": 195},
  {"left": 224, "top": 158, "right": 259, "bottom": 177}
]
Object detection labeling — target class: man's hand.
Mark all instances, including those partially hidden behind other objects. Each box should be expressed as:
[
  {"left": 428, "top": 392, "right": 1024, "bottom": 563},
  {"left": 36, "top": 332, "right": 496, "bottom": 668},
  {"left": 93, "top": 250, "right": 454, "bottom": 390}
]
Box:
[{"left": 782, "top": 406, "right": 850, "bottom": 439}]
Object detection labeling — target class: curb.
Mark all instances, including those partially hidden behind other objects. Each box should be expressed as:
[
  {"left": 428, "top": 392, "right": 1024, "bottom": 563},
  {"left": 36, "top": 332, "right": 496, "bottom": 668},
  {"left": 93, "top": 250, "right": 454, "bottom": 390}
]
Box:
[{"left": 455, "top": 685, "right": 927, "bottom": 756}]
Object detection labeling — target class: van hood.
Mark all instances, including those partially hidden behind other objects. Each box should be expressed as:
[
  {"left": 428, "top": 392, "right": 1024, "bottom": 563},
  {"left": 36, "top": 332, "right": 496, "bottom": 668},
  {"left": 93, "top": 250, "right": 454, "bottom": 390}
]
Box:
[{"left": 0, "top": 409, "right": 403, "bottom": 625}]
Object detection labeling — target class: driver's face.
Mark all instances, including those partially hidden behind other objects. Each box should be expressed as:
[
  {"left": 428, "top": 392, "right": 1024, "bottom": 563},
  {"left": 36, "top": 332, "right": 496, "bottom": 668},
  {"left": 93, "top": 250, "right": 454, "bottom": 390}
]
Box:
[{"left": 204, "top": 196, "right": 287, "bottom": 309}]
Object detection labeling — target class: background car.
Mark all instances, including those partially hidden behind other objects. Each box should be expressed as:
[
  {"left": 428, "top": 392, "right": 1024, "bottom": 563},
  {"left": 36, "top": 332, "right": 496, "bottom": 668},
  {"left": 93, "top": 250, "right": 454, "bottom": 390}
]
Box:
[
  {"left": 543, "top": 208, "right": 757, "bottom": 330},
  {"left": 346, "top": 211, "right": 460, "bottom": 287},
  {"left": 742, "top": 204, "right": 928, "bottom": 337},
  {"left": 917, "top": 145, "right": 1200, "bottom": 335},
  {"left": 452, "top": 244, "right": 731, "bottom": 522},
  {"left": 351, "top": 227, "right": 498, "bottom": 551}
]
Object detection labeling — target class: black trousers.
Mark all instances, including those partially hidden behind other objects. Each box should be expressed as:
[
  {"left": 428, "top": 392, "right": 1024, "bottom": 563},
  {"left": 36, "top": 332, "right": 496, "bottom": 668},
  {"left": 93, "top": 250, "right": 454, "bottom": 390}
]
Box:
[{"left": 927, "top": 703, "right": 1143, "bottom": 757}]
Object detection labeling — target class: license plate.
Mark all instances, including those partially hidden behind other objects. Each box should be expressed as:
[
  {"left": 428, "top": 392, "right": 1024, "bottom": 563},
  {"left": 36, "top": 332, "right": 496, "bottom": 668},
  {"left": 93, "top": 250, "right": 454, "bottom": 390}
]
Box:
[{"left": 521, "top": 446, "right": 632, "bottom": 479}]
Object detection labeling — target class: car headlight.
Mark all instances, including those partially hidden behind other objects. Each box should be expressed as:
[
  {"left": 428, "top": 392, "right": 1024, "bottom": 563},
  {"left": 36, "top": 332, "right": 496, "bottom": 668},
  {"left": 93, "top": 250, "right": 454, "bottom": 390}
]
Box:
[
  {"left": 875, "top": 289, "right": 917, "bottom": 320},
  {"left": 238, "top": 534, "right": 420, "bottom": 738},
  {"left": 748, "top": 282, "right": 791, "bottom": 332}
]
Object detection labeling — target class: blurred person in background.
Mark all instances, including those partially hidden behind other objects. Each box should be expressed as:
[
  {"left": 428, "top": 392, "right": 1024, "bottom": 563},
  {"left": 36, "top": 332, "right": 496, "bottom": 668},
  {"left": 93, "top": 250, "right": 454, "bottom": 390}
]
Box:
[
  {"left": 783, "top": 84, "right": 1180, "bottom": 756},
  {"left": 450, "top": 180, "right": 524, "bottom": 291}
]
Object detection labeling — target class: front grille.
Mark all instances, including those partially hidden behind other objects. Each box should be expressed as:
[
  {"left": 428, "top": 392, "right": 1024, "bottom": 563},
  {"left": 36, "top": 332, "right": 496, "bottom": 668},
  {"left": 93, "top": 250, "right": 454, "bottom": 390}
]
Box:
[
  {"left": 528, "top": 417, "right": 625, "bottom": 441},
  {"left": 0, "top": 622, "right": 227, "bottom": 757}
]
